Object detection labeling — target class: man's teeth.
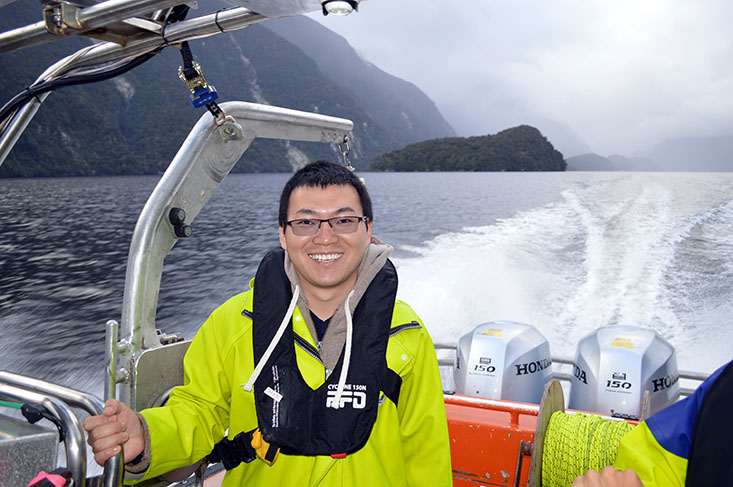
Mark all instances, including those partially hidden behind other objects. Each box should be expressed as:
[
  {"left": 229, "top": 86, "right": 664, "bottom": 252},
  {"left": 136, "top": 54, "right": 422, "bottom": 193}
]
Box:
[{"left": 309, "top": 253, "right": 343, "bottom": 262}]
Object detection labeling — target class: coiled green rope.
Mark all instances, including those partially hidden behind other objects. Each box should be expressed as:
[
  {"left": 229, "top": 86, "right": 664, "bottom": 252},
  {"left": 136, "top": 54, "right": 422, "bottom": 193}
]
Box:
[{"left": 542, "top": 412, "right": 636, "bottom": 487}]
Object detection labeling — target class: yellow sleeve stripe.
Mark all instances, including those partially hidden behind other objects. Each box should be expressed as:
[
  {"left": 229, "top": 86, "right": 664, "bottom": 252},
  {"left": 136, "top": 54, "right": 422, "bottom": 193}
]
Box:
[{"left": 614, "top": 422, "right": 687, "bottom": 487}]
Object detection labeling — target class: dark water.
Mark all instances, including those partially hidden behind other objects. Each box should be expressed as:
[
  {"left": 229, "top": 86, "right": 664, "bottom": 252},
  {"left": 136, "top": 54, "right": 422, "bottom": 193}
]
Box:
[{"left": 1, "top": 171, "right": 732, "bottom": 395}]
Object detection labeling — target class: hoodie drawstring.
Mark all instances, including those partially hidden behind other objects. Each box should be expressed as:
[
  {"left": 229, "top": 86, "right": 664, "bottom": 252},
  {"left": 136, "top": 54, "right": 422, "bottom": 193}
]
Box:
[
  {"left": 331, "top": 289, "right": 355, "bottom": 409},
  {"left": 242, "top": 285, "right": 301, "bottom": 392}
]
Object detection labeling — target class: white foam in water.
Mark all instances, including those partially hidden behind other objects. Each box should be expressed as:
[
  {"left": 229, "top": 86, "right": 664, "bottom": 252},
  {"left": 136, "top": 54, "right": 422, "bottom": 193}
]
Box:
[{"left": 395, "top": 173, "right": 733, "bottom": 374}]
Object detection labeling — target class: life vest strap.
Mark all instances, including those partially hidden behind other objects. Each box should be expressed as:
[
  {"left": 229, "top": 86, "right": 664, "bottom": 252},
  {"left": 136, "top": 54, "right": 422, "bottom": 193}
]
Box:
[
  {"left": 208, "top": 430, "right": 258, "bottom": 470},
  {"left": 383, "top": 367, "right": 402, "bottom": 406},
  {"left": 208, "top": 428, "right": 281, "bottom": 470},
  {"left": 251, "top": 428, "right": 280, "bottom": 466}
]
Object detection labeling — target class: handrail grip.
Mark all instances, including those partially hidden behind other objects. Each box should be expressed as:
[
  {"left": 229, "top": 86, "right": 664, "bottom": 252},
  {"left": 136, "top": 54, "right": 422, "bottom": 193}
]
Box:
[
  {"left": 0, "top": 381, "right": 86, "bottom": 487},
  {"left": 0, "top": 371, "right": 123, "bottom": 486}
]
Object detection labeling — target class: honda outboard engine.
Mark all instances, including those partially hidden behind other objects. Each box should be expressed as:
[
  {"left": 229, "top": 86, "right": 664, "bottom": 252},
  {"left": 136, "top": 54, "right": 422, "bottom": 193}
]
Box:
[
  {"left": 453, "top": 321, "right": 551, "bottom": 404},
  {"left": 568, "top": 325, "right": 679, "bottom": 419}
]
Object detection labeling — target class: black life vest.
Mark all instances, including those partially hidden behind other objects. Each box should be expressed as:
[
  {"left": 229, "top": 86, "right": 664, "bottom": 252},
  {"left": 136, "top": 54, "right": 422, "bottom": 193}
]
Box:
[{"left": 251, "top": 248, "right": 402, "bottom": 456}]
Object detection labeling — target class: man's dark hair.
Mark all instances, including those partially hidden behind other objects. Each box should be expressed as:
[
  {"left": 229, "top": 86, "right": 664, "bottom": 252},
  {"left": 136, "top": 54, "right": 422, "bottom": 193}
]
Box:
[{"left": 279, "top": 161, "right": 373, "bottom": 228}]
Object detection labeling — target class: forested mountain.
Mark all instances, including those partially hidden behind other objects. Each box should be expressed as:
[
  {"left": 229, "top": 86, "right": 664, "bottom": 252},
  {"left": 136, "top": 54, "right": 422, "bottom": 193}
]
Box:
[
  {"left": 0, "top": 1, "right": 454, "bottom": 177},
  {"left": 263, "top": 16, "right": 455, "bottom": 147},
  {"left": 371, "top": 125, "right": 566, "bottom": 172}
]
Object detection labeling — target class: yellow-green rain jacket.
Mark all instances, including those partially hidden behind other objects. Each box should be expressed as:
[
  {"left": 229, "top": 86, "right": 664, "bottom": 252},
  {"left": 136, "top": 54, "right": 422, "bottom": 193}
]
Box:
[
  {"left": 614, "top": 360, "right": 733, "bottom": 486},
  {"left": 136, "top": 288, "right": 453, "bottom": 486}
]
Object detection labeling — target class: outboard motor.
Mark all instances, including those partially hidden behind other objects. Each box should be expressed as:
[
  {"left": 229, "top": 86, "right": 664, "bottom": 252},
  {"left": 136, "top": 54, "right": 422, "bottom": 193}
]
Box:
[
  {"left": 453, "top": 321, "right": 552, "bottom": 404},
  {"left": 568, "top": 325, "right": 679, "bottom": 419}
]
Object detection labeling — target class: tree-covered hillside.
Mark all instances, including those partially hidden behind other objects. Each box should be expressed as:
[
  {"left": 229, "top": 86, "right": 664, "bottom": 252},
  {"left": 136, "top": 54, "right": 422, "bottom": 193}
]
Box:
[
  {"left": 0, "top": 1, "right": 455, "bottom": 177},
  {"left": 371, "top": 125, "right": 566, "bottom": 172}
]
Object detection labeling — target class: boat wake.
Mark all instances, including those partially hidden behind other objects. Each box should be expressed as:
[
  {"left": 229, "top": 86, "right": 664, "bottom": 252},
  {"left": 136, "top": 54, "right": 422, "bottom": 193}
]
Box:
[{"left": 394, "top": 173, "right": 733, "bottom": 374}]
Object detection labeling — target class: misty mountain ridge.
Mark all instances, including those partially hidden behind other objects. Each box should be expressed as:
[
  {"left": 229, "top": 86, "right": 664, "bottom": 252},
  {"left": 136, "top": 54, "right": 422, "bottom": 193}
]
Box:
[
  {"left": 566, "top": 132, "right": 733, "bottom": 172},
  {"left": 648, "top": 134, "right": 733, "bottom": 172},
  {"left": 0, "top": 1, "right": 454, "bottom": 177},
  {"left": 263, "top": 16, "right": 455, "bottom": 146},
  {"left": 566, "top": 153, "right": 661, "bottom": 172}
]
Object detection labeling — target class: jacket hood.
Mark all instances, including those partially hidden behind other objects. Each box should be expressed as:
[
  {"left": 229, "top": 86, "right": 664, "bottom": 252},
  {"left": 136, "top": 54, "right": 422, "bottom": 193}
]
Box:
[{"left": 284, "top": 237, "right": 393, "bottom": 373}]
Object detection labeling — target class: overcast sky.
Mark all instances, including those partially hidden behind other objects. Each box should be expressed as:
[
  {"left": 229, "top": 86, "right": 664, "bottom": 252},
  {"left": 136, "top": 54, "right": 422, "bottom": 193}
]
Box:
[{"left": 309, "top": 1, "right": 733, "bottom": 157}]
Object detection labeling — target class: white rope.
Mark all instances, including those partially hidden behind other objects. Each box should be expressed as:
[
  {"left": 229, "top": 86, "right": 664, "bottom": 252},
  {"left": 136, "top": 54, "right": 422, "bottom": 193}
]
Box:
[
  {"left": 242, "top": 285, "right": 300, "bottom": 392},
  {"left": 332, "top": 290, "right": 355, "bottom": 409}
]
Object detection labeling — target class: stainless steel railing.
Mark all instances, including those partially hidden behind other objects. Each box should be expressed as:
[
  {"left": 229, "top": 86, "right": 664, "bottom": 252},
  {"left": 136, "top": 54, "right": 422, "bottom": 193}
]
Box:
[{"left": 0, "top": 371, "right": 124, "bottom": 487}]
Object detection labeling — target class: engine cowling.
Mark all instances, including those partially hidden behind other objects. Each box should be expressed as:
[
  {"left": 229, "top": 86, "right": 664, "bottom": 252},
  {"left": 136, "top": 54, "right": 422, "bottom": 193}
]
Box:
[
  {"left": 453, "top": 321, "right": 551, "bottom": 404},
  {"left": 568, "top": 325, "right": 679, "bottom": 419}
]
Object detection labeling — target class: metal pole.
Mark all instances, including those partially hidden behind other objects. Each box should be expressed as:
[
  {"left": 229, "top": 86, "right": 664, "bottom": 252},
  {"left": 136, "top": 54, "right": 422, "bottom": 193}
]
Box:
[
  {"left": 104, "top": 320, "right": 125, "bottom": 487},
  {"left": 74, "top": 0, "right": 180, "bottom": 30},
  {"left": 0, "top": 93, "right": 49, "bottom": 169},
  {"left": 60, "top": 8, "right": 265, "bottom": 70},
  {"left": 0, "top": 371, "right": 103, "bottom": 416},
  {"left": 0, "top": 0, "right": 183, "bottom": 54}
]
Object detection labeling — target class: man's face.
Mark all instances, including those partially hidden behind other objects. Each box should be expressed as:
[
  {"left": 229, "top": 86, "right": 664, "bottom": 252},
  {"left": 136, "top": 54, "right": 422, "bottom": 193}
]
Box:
[{"left": 279, "top": 184, "right": 372, "bottom": 298}]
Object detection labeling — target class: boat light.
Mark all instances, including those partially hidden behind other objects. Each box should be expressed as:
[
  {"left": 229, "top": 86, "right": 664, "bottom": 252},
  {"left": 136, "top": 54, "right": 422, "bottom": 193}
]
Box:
[{"left": 321, "top": 0, "right": 359, "bottom": 16}]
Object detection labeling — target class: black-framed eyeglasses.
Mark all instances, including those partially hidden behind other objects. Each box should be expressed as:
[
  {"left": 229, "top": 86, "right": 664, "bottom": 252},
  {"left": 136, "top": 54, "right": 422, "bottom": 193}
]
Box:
[{"left": 286, "top": 216, "right": 368, "bottom": 236}]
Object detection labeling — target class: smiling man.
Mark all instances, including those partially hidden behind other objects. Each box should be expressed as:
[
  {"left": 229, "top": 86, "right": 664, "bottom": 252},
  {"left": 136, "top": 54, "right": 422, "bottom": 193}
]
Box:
[
  {"left": 278, "top": 179, "right": 372, "bottom": 321},
  {"left": 84, "top": 161, "right": 452, "bottom": 486}
]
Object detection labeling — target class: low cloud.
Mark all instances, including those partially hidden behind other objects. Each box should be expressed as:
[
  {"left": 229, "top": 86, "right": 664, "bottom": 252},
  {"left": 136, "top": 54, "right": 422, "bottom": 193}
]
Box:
[{"left": 311, "top": 0, "right": 733, "bottom": 156}]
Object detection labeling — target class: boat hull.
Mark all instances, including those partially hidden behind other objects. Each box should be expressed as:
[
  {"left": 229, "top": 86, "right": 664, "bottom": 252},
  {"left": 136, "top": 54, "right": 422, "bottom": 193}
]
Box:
[{"left": 447, "top": 395, "right": 537, "bottom": 486}]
